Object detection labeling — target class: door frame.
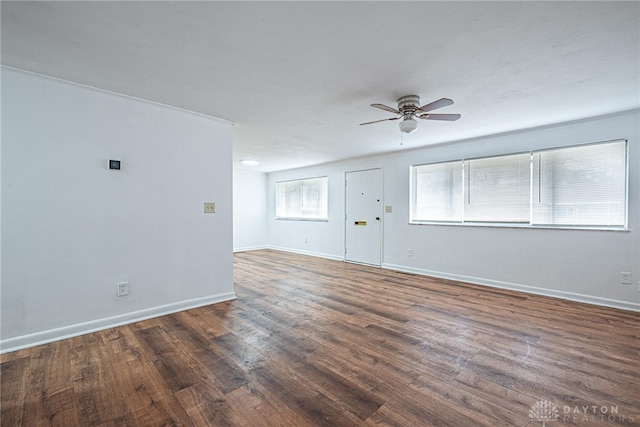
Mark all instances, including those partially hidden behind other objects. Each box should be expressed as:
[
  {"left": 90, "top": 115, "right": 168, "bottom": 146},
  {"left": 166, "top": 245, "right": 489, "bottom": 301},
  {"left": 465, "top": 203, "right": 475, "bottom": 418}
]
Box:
[{"left": 343, "top": 167, "right": 384, "bottom": 266}]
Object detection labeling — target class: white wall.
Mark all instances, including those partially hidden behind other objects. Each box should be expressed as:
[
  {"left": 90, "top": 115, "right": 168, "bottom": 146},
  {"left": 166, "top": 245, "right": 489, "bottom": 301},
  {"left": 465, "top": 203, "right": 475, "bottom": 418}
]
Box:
[
  {"left": 1, "top": 68, "right": 235, "bottom": 351},
  {"left": 267, "top": 110, "right": 640, "bottom": 311},
  {"left": 233, "top": 169, "right": 268, "bottom": 251}
]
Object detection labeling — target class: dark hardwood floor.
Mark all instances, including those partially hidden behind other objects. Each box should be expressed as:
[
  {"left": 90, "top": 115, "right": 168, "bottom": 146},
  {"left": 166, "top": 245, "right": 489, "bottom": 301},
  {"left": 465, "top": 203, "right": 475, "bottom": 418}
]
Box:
[{"left": 2, "top": 249, "right": 639, "bottom": 426}]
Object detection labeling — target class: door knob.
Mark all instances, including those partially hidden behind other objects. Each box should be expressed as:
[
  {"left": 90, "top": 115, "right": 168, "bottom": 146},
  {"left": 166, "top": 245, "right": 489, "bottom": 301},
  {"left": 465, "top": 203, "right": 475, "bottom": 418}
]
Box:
[{"left": 376, "top": 217, "right": 380, "bottom": 221}]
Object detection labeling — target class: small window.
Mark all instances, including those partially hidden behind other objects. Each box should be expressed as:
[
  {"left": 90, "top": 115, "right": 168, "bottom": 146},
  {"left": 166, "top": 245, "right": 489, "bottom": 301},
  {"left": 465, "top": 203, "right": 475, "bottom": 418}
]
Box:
[
  {"left": 411, "top": 160, "right": 463, "bottom": 222},
  {"left": 465, "top": 153, "right": 530, "bottom": 223},
  {"left": 276, "top": 177, "right": 328, "bottom": 220}
]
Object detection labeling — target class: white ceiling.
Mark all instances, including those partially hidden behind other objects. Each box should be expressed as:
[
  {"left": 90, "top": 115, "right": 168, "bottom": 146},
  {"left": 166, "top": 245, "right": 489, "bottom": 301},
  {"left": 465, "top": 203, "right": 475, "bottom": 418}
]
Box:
[{"left": 2, "top": 1, "right": 639, "bottom": 172}]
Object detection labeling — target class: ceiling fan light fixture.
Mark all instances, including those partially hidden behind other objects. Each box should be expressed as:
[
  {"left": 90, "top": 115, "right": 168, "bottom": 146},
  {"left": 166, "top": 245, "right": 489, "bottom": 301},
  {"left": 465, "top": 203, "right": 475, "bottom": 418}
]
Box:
[
  {"left": 361, "top": 95, "right": 460, "bottom": 135},
  {"left": 399, "top": 117, "right": 418, "bottom": 134}
]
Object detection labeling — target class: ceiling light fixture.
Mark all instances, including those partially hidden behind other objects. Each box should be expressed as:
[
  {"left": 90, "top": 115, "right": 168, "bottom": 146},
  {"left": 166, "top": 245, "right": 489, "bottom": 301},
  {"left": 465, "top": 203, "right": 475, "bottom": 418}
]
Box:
[
  {"left": 398, "top": 116, "right": 418, "bottom": 134},
  {"left": 241, "top": 159, "right": 259, "bottom": 166},
  {"left": 360, "top": 95, "right": 460, "bottom": 136}
]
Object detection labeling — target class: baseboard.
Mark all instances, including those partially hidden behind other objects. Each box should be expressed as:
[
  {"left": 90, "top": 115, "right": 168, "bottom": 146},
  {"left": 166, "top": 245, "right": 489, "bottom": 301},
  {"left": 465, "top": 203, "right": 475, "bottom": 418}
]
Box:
[
  {"left": 233, "top": 245, "right": 269, "bottom": 253},
  {"left": 382, "top": 263, "right": 640, "bottom": 313},
  {"left": 0, "top": 292, "right": 237, "bottom": 354},
  {"left": 267, "top": 245, "right": 344, "bottom": 261}
]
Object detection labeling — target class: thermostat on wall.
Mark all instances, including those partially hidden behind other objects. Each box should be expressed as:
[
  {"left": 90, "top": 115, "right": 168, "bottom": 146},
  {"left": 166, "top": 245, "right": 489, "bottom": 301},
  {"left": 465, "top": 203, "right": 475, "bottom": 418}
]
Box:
[{"left": 109, "top": 160, "right": 121, "bottom": 170}]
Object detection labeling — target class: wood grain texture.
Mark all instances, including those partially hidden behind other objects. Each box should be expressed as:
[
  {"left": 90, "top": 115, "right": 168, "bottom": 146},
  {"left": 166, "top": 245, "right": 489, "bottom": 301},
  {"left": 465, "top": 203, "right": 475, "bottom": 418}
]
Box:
[{"left": 2, "top": 249, "right": 639, "bottom": 426}]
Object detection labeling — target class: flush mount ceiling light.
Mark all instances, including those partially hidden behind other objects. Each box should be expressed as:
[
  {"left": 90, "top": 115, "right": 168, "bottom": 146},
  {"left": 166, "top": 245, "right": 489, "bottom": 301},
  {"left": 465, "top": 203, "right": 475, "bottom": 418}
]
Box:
[
  {"left": 360, "top": 95, "right": 461, "bottom": 134},
  {"left": 240, "top": 159, "right": 259, "bottom": 166}
]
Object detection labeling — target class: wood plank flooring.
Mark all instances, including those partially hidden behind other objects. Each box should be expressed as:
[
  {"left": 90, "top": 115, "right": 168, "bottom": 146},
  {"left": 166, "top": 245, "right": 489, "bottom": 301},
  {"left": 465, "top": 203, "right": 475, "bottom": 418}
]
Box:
[{"left": 2, "top": 249, "right": 639, "bottom": 426}]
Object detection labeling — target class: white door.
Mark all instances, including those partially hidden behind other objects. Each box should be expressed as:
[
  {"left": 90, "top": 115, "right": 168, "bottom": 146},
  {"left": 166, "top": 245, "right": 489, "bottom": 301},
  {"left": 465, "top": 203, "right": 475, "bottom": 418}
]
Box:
[{"left": 345, "top": 168, "right": 382, "bottom": 266}]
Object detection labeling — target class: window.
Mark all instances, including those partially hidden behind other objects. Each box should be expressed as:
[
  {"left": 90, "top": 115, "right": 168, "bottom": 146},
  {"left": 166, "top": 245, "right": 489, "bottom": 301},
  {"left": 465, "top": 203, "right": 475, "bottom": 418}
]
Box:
[
  {"left": 276, "top": 177, "right": 328, "bottom": 220},
  {"left": 466, "top": 153, "right": 530, "bottom": 223},
  {"left": 532, "top": 141, "right": 627, "bottom": 226},
  {"left": 410, "top": 139, "right": 627, "bottom": 229},
  {"left": 411, "top": 160, "right": 463, "bottom": 222}
]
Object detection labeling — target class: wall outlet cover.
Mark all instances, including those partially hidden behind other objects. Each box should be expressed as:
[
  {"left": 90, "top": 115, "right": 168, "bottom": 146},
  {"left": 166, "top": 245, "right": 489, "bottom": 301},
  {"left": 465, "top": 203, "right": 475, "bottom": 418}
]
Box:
[
  {"left": 116, "top": 282, "right": 129, "bottom": 297},
  {"left": 204, "top": 202, "right": 216, "bottom": 213}
]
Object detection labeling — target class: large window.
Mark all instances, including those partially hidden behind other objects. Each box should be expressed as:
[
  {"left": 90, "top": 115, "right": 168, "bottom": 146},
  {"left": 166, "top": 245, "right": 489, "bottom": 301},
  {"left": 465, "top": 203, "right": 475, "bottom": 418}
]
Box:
[
  {"left": 276, "top": 176, "right": 328, "bottom": 220},
  {"left": 410, "top": 140, "right": 627, "bottom": 228},
  {"left": 532, "top": 141, "right": 627, "bottom": 226}
]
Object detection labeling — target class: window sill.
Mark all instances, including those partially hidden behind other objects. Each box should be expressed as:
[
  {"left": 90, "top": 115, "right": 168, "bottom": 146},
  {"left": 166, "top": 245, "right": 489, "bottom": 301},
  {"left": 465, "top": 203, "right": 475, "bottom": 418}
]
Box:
[
  {"left": 408, "top": 221, "right": 629, "bottom": 232},
  {"left": 276, "top": 217, "right": 329, "bottom": 222}
]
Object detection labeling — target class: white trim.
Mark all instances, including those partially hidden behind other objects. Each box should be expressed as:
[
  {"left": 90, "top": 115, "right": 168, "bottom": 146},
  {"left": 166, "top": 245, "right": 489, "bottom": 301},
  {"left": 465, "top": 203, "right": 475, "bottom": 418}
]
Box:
[
  {"left": 1, "top": 66, "right": 235, "bottom": 126},
  {"left": 233, "top": 245, "right": 269, "bottom": 253},
  {"left": 0, "top": 292, "right": 237, "bottom": 354},
  {"left": 382, "top": 263, "right": 640, "bottom": 313},
  {"left": 407, "top": 221, "right": 631, "bottom": 232},
  {"left": 267, "top": 245, "right": 344, "bottom": 261}
]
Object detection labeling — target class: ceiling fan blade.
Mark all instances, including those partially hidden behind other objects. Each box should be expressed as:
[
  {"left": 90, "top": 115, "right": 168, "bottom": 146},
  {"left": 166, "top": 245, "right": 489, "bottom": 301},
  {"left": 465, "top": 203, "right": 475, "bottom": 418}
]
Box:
[
  {"left": 419, "top": 113, "right": 461, "bottom": 121},
  {"left": 418, "top": 98, "right": 454, "bottom": 113},
  {"left": 360, "top": 117, "right": 401, "bottom": 126},
  {"left": 371, "top": 103, "right": 400, "bottom": 114}
]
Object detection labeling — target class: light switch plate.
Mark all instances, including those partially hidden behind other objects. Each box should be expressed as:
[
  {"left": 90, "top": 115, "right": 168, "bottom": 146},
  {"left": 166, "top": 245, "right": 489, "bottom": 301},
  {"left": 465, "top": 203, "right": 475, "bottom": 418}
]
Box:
[{"left": 204, "top": 202, "right": 216, "bottom": 214}]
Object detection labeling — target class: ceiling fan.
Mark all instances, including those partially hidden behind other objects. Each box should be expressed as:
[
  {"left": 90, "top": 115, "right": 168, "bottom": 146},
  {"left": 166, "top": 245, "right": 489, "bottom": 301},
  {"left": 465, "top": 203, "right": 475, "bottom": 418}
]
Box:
[{"left": 360, "top": 95, "right": 461, "bottom": 133}]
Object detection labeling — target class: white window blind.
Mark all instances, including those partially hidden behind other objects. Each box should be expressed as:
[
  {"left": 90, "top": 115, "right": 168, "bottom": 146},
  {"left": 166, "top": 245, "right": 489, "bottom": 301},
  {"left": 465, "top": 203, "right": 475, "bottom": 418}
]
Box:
[
  {"left": 411, "top": 160, "right": 463, "bottom": 222},
  {"left": 532, "top": 140, "right": 627, "bottom": 226},
  {"left": 276, "top": 177, "right": 328, "bottom": 220},
  {"left": 465, "top": 153, "right": 530, "bottom": 223},
  {"left": 409, "top": 139, "right": 627, "bottom": 229}
]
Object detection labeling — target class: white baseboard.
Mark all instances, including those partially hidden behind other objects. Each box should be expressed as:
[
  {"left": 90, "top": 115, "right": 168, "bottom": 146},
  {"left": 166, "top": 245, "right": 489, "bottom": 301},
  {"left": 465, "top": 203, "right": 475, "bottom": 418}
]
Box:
[
  {"left": 382, "top": 263, "right": 640, "bottom": 313},
  {"left": 0, "top": 292, "right": 237, "bottom": 354},
  {"left": 233, "top": 245, "right": 269, "bottom": 253},
  {"left": 267, "top": 245, "right": 344, "bottom": 261},
  {"left": 244, "top": 249, "right": 640, "bottom": 312}
]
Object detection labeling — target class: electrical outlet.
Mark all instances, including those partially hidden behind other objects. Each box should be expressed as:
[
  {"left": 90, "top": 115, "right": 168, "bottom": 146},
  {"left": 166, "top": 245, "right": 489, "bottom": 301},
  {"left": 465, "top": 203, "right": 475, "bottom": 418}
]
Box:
[
  {"left": 117, "top": 282, "right": 129, "bottom": 297},
  {"left": 620, "top": 272, "right": 632, "bottom": 285},
  {"left": 385, "top": 206, "right": 392, "bottom": 213},
  {"left": 204, "top": 202, "right": 216, "bottom": 214},
  {"left": 304, "top": 237, "right": 308, "bottom": 244},
  {"left": 408, "top": 249, "right": 413, "bottom": 257}
]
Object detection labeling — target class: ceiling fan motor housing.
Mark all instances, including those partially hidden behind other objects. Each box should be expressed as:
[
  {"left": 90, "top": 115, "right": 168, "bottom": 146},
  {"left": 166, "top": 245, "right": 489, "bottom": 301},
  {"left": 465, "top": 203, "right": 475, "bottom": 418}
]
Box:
[
  {"left": 397, "top": 95, "right": 421, "bottom": 115},
  {"left": 398, "top": 95, "right": 420, "bottom": 133}
]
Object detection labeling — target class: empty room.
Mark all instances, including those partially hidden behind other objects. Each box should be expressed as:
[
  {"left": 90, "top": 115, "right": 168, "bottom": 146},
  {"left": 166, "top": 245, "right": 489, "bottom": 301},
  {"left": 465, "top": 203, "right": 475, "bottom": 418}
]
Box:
[{"left": 1, "top": 2, "right": 639, "bottom": 426}]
